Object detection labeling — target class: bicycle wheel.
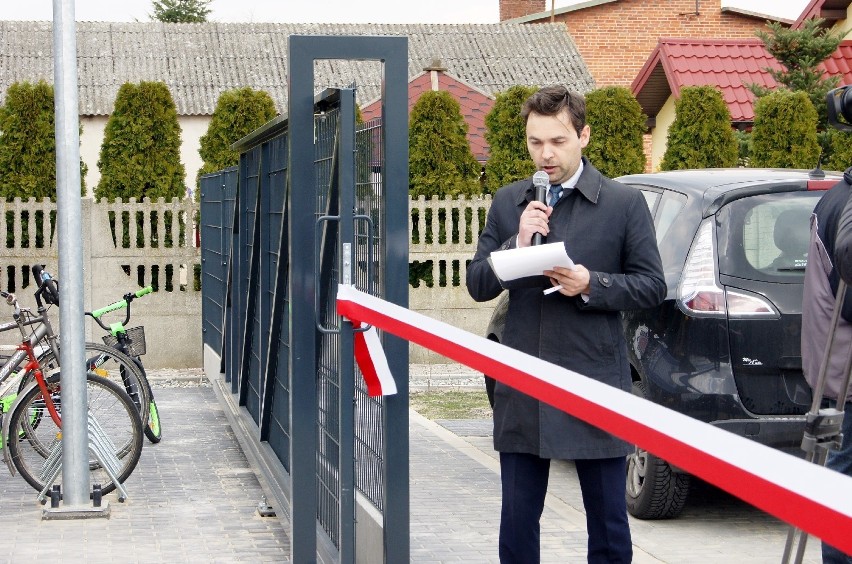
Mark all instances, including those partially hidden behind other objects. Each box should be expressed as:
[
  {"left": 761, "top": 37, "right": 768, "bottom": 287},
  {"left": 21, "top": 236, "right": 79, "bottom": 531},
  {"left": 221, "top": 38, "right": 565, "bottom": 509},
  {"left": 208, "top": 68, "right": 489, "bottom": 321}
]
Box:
[
  {"left": 36, "top": 342, "right": 151, "bottom": 432},
  {"left": 7, "top": 373, "right": 143, "bottom": 496}
]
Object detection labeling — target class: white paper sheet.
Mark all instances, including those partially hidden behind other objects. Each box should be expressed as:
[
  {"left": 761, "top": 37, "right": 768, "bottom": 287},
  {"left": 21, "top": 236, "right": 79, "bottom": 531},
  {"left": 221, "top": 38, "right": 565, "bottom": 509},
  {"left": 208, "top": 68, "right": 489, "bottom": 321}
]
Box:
[{"left": 488, "top": 242, "right": 575, "bottom": 281}]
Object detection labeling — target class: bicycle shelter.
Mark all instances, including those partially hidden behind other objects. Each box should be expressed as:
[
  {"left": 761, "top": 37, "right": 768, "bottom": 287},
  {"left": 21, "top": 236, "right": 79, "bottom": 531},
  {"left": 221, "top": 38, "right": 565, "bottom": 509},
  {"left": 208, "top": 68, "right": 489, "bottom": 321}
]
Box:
[{"left": 199, "top": 36, "right": 409, "bottom": 563}]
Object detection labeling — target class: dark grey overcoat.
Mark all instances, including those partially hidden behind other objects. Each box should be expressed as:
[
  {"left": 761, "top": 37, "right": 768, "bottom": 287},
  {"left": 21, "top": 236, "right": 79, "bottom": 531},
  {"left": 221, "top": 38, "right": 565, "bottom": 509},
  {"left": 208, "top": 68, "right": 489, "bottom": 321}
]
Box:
[{"left": 467, "top": 158, "right": 665, "bottom": 459}]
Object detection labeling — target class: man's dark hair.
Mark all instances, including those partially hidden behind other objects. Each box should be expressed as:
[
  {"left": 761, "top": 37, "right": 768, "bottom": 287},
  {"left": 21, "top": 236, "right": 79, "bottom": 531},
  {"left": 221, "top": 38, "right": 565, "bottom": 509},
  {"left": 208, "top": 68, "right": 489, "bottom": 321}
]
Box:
[{"left": 521, "top": 85, "right": 586, "bottom": 136}]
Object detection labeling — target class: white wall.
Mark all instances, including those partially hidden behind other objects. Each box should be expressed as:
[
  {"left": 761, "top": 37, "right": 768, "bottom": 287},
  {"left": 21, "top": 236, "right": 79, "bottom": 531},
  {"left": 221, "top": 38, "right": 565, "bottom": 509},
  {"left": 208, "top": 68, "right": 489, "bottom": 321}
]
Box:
[{"left": 650, "top": 96, "right": 677, "bottom": 172}]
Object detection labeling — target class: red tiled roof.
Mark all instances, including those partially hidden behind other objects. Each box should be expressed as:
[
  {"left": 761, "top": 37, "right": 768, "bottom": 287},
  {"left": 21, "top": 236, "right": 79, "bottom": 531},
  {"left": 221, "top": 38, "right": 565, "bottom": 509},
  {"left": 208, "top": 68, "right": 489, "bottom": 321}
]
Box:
[
  {"left": 361, "top": 70, "right": 495, "bottom": 162},
  {"left": 632, "top": 38, "right": 852, "bottom": 123}
]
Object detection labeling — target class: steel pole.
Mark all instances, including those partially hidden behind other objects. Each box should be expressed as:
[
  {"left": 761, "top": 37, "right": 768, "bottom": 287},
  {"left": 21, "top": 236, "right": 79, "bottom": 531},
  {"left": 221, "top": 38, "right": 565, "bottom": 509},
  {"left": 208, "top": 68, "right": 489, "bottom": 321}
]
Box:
[{"left": 53, "top": 0, "right": 90, "bottom": 506}]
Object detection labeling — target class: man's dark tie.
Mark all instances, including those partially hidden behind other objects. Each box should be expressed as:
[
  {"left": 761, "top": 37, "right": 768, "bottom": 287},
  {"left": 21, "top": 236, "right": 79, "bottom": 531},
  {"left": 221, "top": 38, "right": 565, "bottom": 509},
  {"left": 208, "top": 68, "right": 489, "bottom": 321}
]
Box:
[{"left": 548, "top": 185, "right": 563, "bottom": 207}]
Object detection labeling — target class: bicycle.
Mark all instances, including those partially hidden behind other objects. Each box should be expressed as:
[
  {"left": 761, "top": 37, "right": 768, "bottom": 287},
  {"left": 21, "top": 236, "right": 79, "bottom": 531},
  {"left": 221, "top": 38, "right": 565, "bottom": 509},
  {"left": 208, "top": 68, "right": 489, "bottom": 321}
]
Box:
[
  {"left": 30, "top": 266, "right": 154, "bottom": 443},
  {"left": 0, "top": 267, "right": 143, "bottom": 500},
  {"left": 86, "top": 286, "right": 162, "bottom": 443}
]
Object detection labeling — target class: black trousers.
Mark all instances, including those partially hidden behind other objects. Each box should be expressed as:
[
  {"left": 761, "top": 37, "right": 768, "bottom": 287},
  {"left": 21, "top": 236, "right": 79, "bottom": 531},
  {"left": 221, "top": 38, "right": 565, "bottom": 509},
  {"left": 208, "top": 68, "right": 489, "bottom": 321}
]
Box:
[{"left": 499, "top": 452, "right": 632, "bottom": 564}]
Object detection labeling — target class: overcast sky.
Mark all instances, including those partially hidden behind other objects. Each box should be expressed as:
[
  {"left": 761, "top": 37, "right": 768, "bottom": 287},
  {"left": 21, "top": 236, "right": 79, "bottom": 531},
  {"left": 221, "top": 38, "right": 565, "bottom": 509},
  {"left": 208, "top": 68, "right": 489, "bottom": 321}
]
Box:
[{"left": 2, "top": 0, "right": 810, "bottom": 24}]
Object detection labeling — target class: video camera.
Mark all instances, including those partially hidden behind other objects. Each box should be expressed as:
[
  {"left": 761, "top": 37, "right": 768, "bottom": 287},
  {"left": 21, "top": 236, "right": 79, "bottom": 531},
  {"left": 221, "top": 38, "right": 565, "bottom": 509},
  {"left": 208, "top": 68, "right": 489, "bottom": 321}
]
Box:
[{"left": 827, "top": 85, "right": 852, "bottom": 131}]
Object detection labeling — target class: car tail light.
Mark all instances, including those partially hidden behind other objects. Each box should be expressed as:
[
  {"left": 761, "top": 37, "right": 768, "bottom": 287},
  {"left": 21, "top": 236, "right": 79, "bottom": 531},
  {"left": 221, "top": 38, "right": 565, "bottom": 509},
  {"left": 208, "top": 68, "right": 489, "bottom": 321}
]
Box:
[
  {"left": 726, "top": 289, "right": 779, "bottom": 319},
  {"left": 678, "top": 220, "right": 725, "bottom": 317},
  {"left": 678, "top": 219, "right": 780, "bottom": 319}
]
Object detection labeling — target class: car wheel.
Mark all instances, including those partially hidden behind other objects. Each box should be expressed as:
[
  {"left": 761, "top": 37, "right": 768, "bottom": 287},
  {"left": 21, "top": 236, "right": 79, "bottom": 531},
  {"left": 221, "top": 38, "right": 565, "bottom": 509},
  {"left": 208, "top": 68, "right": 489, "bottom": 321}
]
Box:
[{"left": 625, "top": 380, "right": 690, "bottom": 519}]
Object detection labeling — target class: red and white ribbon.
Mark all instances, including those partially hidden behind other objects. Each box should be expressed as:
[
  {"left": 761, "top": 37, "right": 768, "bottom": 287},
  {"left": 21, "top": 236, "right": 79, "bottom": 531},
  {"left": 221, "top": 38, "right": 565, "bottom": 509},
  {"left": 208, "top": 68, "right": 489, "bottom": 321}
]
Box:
[
  {"left": 352, "top": 320, "right": 397, "bottom": 397},
  {"left": 336, "top": 284, "right": 852, "bottom": 554}
]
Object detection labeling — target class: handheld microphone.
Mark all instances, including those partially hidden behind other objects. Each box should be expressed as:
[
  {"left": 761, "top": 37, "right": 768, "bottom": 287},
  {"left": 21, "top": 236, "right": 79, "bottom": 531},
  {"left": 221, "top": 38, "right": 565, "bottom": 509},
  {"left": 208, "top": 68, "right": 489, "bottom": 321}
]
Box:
[{"left": 532, "top": 171, "right": 549, "bottom": 246}]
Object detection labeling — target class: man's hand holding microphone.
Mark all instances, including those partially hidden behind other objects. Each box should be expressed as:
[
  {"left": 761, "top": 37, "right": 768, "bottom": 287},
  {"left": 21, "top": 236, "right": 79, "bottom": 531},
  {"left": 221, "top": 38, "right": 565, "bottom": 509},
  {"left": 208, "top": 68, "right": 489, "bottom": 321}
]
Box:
[
  {"left": 520, "top": 170, "right": 551, "bottom": 248},
  {"left": 518, "top": 171, "right": 590, "bottom": 297}
]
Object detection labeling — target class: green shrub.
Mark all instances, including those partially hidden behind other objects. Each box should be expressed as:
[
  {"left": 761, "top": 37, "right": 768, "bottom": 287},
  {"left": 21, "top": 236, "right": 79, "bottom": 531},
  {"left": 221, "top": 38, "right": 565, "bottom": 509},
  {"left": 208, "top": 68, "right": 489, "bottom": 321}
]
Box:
[
  {"left": 735, "top": 129, "right": 752, "bottom": 167},
  {"left": 483, "top": 85, "right": 538, "bottom": 194},
  {"left": 825, "top": 128, "right": 852, "bottom": 171},
  {"left": 750, "top": 90, "right": 820, "bottom": 169},
  {"left": 0, "top": 80, "right": 86, "bottom": 200},
  {"left": 409, "top": 91, "right": 480, "bottom": 199},
  {"left": 585, "top": 86, "right": 646, "bottom": 177},
  {"left": 661, "top": 86, "right": 738, "bottom": 170},
  {"left": 197, "top": 87, "right": 277, "bottom": 196},
  {"left": 96, "top": 81, "right": 186, "bottom": 202}
]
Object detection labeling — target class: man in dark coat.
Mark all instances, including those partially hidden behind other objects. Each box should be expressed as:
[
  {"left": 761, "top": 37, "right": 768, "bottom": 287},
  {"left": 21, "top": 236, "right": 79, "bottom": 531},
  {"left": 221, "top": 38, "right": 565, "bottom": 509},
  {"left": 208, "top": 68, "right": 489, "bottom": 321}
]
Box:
[{"left": 466, "top": 86, "right": 665, "bottom": 563}]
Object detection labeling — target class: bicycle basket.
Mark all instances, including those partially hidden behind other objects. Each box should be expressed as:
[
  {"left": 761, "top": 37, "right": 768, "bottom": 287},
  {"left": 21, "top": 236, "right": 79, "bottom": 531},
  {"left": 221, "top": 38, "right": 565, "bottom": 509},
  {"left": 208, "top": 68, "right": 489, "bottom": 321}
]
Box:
[{"left": 102, "top": 326, "right": 146, "bottom": 357}]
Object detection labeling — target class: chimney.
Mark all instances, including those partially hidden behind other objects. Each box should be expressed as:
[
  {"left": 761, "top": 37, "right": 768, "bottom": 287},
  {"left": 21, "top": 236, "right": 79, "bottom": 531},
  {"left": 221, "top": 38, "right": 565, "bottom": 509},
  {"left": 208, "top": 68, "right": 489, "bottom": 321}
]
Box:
[
  {"left": 499, "top": 0, "right": 547, "bottom": 21},
  {"left": 424, "top": 58, "right": 447, "bottom": 91}
]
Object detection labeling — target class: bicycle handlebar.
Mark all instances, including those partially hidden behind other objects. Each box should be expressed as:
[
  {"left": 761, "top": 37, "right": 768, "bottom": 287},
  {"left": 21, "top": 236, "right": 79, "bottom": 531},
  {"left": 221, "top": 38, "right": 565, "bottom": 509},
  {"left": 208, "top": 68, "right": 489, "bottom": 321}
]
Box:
[
  {"left": 31, "top": 264, "right": 59, "bottom": 307},
  {"left": 134, "top": 286, "right": 154, "bottom": 299},
  {"left": 87, "top": 286, "right": 153, "bottom": 330}
]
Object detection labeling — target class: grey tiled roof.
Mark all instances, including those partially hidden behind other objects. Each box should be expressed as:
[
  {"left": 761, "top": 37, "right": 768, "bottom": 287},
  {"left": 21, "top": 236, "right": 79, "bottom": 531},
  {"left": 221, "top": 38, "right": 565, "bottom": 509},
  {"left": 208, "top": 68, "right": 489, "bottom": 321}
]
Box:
[{"left": 0, "top": 20, "right": 594, "bottom": 116}]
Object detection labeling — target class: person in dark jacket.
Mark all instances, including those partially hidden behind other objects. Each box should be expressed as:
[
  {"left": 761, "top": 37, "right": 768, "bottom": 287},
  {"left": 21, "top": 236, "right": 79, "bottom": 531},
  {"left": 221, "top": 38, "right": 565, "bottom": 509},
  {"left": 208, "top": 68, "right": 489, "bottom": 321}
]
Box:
[
  {"left": 802, "top": 170, "right": 852, "bottom": 563},
  {"left": 466, "top": 86, "right": 665, "bottom": 563}
]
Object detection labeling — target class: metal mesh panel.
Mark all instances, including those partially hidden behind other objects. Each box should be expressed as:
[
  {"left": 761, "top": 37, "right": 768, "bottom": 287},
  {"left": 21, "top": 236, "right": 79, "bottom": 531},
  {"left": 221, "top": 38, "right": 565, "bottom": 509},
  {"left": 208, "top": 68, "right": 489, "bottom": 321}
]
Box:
[
  {"left": 220, "top": 171, "right": 238, "bottom": 382},
  {"left": 353, "top": 117, "right": 387, "bottom": 510},
  {"left": 225, "top": 147, "right": 261, "bottom": 392},
  {"left": 199, "top": 169, "right": 237, "bottom": 357},
  {"left": 241, "top": 148, "right": 262, "bottom": 418},
  {"left": 315, "top": 108, "right": 343, "bottom": 546},
  {"left": 265, "top": 135, "right": 291, "bottom": 469}
]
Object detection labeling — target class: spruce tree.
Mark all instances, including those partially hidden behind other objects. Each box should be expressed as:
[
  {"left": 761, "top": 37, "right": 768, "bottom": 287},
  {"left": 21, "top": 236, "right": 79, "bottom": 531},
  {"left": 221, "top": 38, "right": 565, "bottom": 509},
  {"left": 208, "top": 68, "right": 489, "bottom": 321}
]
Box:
[
  {"left": 96, "top": 81, "right": 186, "bottom": 202},
  {"left": 751, "top": 18, "right": 843, "bottom": 127},
  {"left": 0, "top": 80, "right": 86, "bottom": 200},
  {"left": 751, "top": 90, "right": 821, "bottom": 169},
  {"left": 408, "top": 90, "right": 480, "bottom": 199},
  {"left": 151, "top": 0, "right": 211, "bottom": 23},
  {"left": 584, "top": 86, "right": 646, "bottom": 177},
  {"left": 483, "top": 85, "right": 538, "bottom": 195},
  {"left": 661, "top": 86, "right": 738, "bottom": 170},
  {"left": 197, "top": 87, "right": 277, "bottom": 193}
]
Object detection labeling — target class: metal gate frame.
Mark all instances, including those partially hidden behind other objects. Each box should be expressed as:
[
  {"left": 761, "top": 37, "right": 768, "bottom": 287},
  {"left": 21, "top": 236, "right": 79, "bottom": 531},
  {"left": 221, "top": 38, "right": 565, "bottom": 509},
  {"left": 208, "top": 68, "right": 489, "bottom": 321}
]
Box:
[{"left": 288, "top": 36, "right": 409, "bottom": 563}]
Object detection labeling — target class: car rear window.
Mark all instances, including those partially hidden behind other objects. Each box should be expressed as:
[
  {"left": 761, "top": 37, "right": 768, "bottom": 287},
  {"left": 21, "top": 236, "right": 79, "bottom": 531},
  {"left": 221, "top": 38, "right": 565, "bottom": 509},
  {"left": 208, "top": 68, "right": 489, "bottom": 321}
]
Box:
[{"left": 716, "top": 192, "right": 822, "bottom": 282}]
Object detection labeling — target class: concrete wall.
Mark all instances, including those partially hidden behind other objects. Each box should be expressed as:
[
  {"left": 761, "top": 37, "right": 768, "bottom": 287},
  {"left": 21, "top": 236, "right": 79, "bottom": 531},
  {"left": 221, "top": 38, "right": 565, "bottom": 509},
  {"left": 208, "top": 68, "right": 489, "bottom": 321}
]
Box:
[
  {"left": 407, "top": 194, "right": 500, "bottom": 363},
  {"left": 0, "top": 197, "right": 201, "bottom": 369}
]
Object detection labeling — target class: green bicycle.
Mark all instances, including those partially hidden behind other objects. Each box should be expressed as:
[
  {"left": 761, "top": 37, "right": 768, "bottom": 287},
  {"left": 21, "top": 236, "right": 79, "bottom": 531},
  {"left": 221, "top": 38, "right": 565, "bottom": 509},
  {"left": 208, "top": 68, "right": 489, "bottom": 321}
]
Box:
[{"left": 86, "top": 287, "right": 162, "bottom": 443}]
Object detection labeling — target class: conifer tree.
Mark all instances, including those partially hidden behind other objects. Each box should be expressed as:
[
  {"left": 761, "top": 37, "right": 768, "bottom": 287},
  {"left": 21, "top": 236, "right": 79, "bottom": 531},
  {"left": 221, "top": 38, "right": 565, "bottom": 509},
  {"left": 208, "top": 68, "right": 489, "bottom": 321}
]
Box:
[
  {"left": 409, "top": 90, "right": 480, "bottom": 198},
  {"left": 483, "top": 85, "right": 538, "bottom": 195},
  {"left": 751, "top": 18, "right": 843, "bottom": 127},
  {"left": 96, "top": 81, "right": 186, "bottom": 202},
  {"left": 661, "top": 86, "right": 738, "bottom": 170},
  {"left": 197, "top": 87, "right": 277, "bottom": 193},
  {"left": 751, "top": 90, "right": 820, "bottom": 169},
  {"left": 585, "top": 86, "right": 646, "bottom": 177},
  {"left": 0, "top": 80, "right": 86, "bottom": 200},
  {"left": 151, "top": 0, "right": 211, "bottom": 23}
]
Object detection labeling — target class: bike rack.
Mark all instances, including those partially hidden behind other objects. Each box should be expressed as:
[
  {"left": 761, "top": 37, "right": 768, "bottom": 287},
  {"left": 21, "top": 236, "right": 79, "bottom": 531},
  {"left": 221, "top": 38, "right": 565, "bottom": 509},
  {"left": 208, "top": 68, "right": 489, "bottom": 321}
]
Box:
[{"left": 36, "top": 412, "right": 130, "bottom": 504}]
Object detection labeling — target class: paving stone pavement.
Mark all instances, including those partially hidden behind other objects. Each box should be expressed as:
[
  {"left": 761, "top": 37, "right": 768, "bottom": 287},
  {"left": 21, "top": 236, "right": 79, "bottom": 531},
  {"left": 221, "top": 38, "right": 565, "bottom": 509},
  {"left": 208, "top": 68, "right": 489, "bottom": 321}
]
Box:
[
  {"left": 415, "top": 412, "right": 824, "bottom": 563},
  {"left": 0, "top": 379, "right": 290, "bottom": 563},
  {"left": 0, "top": 369, "right": 827, "bottom": 563}
]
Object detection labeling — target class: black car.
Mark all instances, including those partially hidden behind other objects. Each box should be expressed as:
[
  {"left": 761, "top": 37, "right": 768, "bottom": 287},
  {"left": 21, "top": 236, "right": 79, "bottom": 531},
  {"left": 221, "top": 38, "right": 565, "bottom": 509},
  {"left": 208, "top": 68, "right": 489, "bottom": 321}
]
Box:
[{"left": 484, "top": 168, "right": 841, "bottom": 519}]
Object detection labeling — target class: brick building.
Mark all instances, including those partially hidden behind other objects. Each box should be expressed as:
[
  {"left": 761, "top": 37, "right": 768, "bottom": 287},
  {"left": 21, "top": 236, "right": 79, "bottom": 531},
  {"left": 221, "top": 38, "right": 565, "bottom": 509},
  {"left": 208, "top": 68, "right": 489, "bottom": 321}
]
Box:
[{"left": 499, "top": 0, "right": 791, "bottom": 87}]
